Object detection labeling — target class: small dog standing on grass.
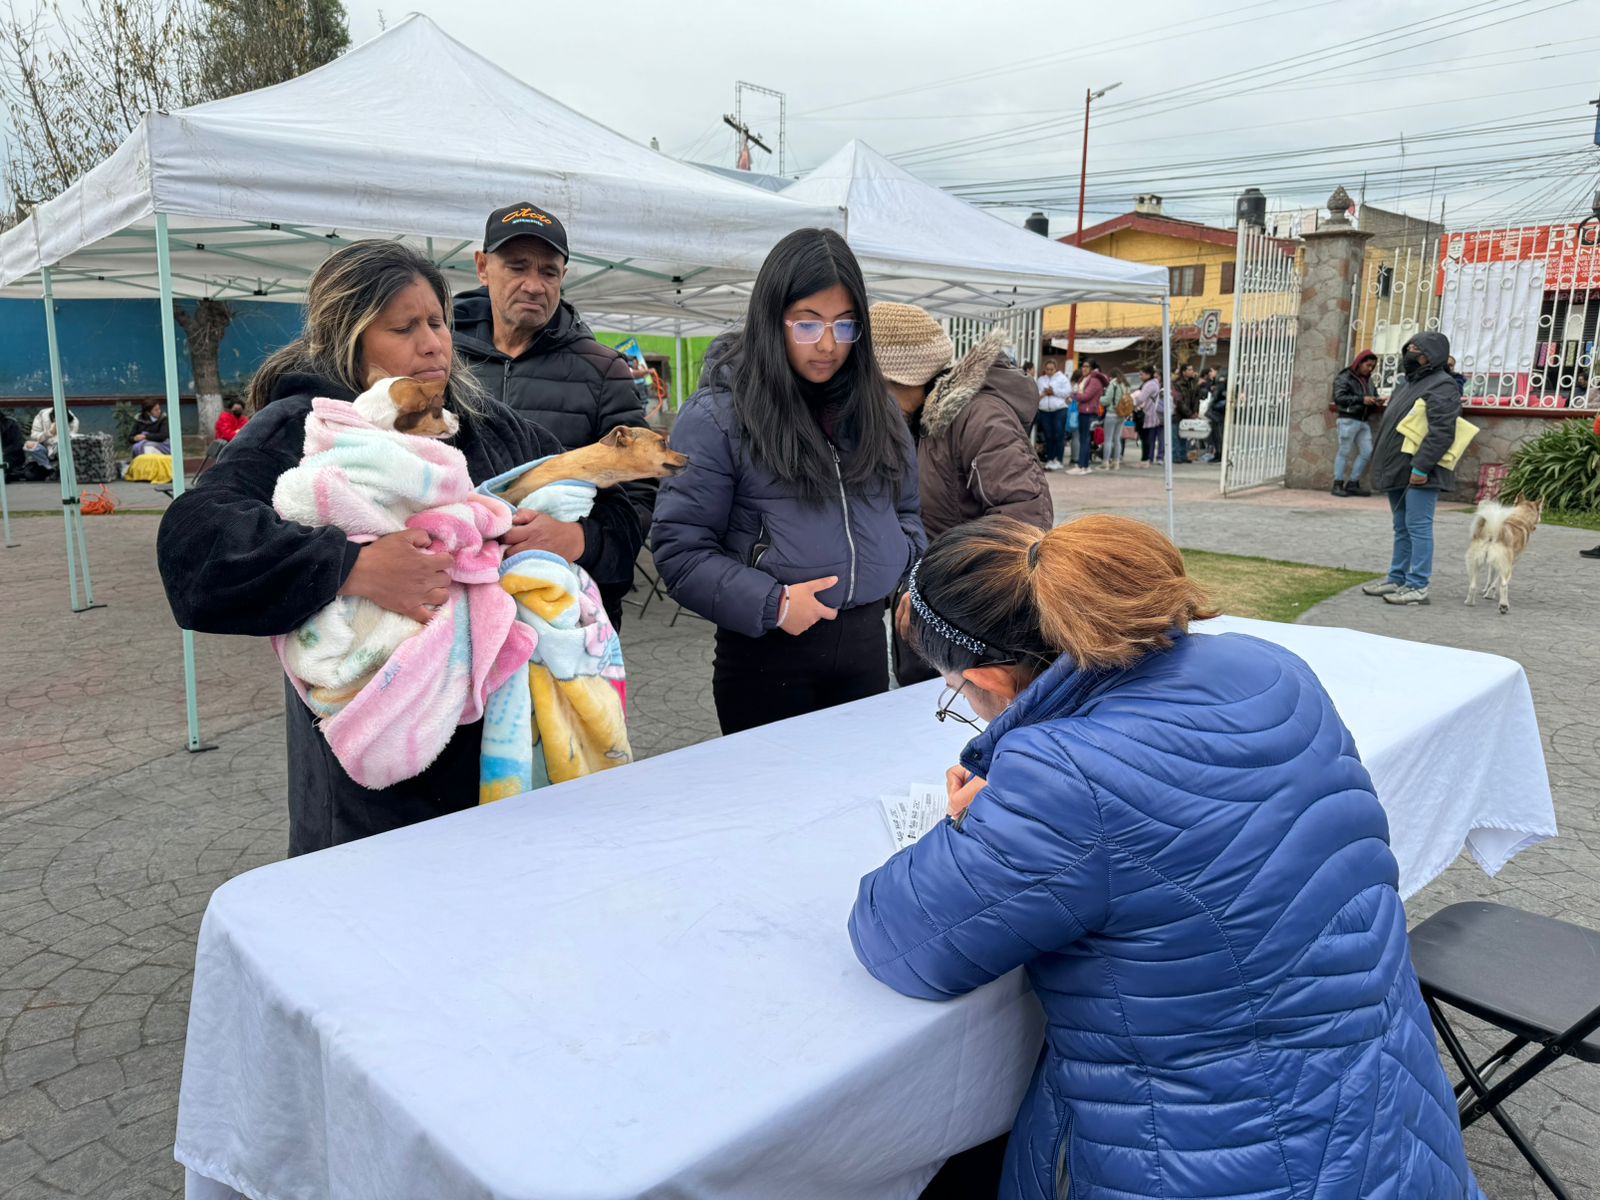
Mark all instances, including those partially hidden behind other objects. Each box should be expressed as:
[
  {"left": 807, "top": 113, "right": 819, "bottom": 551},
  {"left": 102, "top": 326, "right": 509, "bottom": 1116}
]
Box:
[{"left": 1466, "top": 497, "right": 1542, "bottom": 614}]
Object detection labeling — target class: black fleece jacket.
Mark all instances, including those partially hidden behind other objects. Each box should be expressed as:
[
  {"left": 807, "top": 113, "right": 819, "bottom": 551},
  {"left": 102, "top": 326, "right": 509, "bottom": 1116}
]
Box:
[
  {"left": 155, "top": 372, "right": 630, "bottom": 854},
  {"left": 452, "top": 289, "right": 653, "bottom": 622}
]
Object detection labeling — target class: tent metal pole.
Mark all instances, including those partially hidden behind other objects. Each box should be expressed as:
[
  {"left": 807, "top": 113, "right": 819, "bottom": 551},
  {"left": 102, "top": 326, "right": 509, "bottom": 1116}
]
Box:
[
  {"left": 156, "top": 212, "right": 211, "bottom": 754},
  {"left": 1, "top": 466, "right": 16, "bottom": 547},
  {"left": 41, "top": 267, "right": 100, "bottom": 611},
  {"left": 1160, "top": 296, "right": 1175, "bottom": 541},
  {"left": 674, "top": 326, "right": 685, "bottom": 411}
]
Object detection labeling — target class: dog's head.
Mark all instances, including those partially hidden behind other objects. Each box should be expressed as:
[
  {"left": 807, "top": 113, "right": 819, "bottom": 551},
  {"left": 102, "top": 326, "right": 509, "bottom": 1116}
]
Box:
[
  {"left": 1511, "top": 495, "right": 1545, "bottom": 524},
  {"left": 596, "top": 425, "right": 689, "bottom": 479},
  {"left": 353, "top": 376, "right": 459, "bottom": 440}
]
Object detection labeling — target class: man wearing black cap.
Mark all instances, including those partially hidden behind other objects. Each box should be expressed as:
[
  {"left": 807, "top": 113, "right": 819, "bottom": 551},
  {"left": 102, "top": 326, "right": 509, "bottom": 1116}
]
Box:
[{"left": 454, "top": 202, "right": 651, "bottom": 628}]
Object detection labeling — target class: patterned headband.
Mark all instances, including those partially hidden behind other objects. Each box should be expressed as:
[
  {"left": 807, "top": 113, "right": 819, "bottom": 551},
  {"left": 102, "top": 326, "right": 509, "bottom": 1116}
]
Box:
[{"left": 906, "top": 561, "right": 989, "bottom": 656}]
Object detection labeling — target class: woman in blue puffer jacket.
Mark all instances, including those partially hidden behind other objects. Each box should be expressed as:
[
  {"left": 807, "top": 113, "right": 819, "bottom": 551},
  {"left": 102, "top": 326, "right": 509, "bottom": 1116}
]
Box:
[
  {"left": 652, "top": 228, "right": 924, "bottom": 734},
  {"left": 850, "top": 514, "right": 1483, "bottom": 1200}
]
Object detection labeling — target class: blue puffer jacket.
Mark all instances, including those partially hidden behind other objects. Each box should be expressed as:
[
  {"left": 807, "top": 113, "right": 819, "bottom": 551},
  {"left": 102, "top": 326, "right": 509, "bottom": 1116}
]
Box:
[
  {"left": 652, "top": 378, "right": 924, "bottom": 637},
  {"left": 850, "top": 632, "right": 1482, "bottom": 1200}
]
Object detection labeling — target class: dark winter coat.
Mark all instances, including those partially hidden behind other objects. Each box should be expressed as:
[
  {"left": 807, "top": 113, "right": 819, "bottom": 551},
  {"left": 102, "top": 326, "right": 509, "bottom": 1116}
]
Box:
[
  {"left": 1332, "top": 351, "right": 1379, "bottom": 420},
  {"left": 851, "top": 631, "right": 1483, "bottom": 1200},
  {"left": 155, "top": 372, "right": 628, "bottom": 856},
  {"left": 652, "top": 370, "right": 926, "bottom": 639},
  {"left": 133, "top": 410, "right": 170, "bottom": 444},
  {"left": 452, "top": 289, "right": 652, "bottom": 624},
  {"left": 913, "top": 333, "right": 1053, "bottom": 541},
  {"left": 1370, "top": 332, "right": 1462, "bottom": 493}
]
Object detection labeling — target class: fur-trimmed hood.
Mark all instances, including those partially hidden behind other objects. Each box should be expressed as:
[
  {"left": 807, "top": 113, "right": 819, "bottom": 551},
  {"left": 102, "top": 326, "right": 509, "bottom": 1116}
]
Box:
[{"left": 922, "top": 331, "right": 1032, "bottom": 439}]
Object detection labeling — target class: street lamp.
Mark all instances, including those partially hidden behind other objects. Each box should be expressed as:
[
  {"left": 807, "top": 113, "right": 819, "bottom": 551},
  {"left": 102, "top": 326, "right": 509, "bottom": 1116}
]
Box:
[{"left": 1065, "top": 81, "right": 1121, "bottom": 368}]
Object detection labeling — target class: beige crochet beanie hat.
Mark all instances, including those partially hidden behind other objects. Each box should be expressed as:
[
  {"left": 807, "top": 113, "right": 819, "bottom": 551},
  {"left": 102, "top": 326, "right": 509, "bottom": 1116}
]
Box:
[{"left": 870, "top": 302, "right": 954, "bottom": 386}]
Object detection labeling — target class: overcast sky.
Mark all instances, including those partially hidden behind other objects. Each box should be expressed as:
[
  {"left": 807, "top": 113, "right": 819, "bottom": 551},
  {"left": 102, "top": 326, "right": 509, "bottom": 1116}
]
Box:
[{"left": 354, "top": 0, "right": 1595, "bottom": 233}]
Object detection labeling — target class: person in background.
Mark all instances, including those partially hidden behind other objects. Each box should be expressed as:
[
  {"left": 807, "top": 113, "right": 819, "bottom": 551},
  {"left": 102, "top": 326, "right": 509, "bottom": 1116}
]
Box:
[
  {"left": 1034, "top": 358, "right": 1070, "bottom": 472},
  {"left": 1135, "top": 365, "right": 1164, "bottom": 467},
  {"left": 452, "top": 201, "right": 651, "bottom": 628},
  {"left": 214, "top": 397, "right": 250, "bottom": 443},
  {"left": 1022, "top": 361, "right": 1036, "bottom": 379},
  {"left": 156, "top": 240, "right": 596, "bottom": 856},
  {"left": 849, "top": 513, "right": 1483, "bottom": 1200},
  {"left": 1065, "top": 367, "right": 1084, "bottom": 471},
  {"left": 629, "top": 358, "right": 657, "bottom": 411},
  {"left": 131, "top": 400, "right": 170, "bottom": 457},
  {"left": 1101, "top": 369, "right": 1128, "bottom": 470},
  {"left": 23, "top": 406, "right": 77, "bottom": 478},
  {"left": 1331, "top": 349, "right": 1379, "bottom": 497},
  {"left": 1071, "top": 358, "right": 1107, "bottom": 475},
  {"left": 1174, "top": 363, "right": 1201, "bottom": 462},
  {"left": 1447, "top": 355, "right": 1467, "bottom": 395},
  {"left": 652, "top": 229, "right": 925, "bottom": 735},
  {"left": 1203, "top": 366, "right": 1226, "bottom": 462},
  {"left": 872, "top": 303, "right": 1052, "bottom": 686},
  {"left": 1362, "top": 331, "right": 1460, "bottom": 606}
]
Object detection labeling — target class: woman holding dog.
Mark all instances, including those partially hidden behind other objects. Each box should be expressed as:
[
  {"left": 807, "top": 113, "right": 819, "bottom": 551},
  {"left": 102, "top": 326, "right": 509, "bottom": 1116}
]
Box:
[
  {"left": 850, "top": 513, "right": 1483, "bottom": 1200},
  {"left": 157, "top": 240, "right": 635, "bottom": 855},
  {"left": 653, "top": 228, "right": 925, "bottom": 735}
]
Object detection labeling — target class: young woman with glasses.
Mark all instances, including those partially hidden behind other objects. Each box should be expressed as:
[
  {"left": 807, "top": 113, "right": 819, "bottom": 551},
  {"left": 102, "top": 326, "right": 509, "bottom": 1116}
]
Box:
[
  {"left": 852, "top": 513, "right": 1482, "bottom": 1200},
  {"left": 652, "top": 228, "right": 925, "bottom": 734}
]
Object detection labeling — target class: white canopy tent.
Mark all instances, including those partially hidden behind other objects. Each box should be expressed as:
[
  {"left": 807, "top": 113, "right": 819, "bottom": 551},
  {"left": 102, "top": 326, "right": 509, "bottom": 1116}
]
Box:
[
  {"left": 0, "top": 22, "right": 1177, "bottom": 752},
  {"left": 0, "top": 14, "right": 845, "bottom": 748}
]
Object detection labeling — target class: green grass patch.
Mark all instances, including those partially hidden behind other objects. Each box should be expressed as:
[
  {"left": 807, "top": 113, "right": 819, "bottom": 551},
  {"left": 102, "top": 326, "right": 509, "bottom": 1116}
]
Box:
[
  {"left": 1182, "top": 549, "right": 1370, "bottom": 623},
  {"left": 1541, "top": 508, "right": 1600, "bottom": 532}
]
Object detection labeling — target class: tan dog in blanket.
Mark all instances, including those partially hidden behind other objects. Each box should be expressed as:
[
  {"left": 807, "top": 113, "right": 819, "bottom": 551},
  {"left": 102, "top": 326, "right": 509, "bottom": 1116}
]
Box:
[
  {"left": 1465, "top": 496, "right": 1541, "bottom": 615},
  {"left": 495, "top": 425, "right": 689, "bottom": 505}
]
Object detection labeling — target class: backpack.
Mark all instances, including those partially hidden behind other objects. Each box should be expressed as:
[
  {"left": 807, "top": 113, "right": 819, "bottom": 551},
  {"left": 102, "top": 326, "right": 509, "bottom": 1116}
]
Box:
[{"left": 1116, "top": 393, "right": 1135, "bottom": 421}]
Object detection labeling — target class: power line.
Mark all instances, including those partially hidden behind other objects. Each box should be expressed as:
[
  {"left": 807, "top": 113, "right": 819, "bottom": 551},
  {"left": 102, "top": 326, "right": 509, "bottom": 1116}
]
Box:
[{"left": 893, "top": 0, "right": 1574, "bottom": 171}]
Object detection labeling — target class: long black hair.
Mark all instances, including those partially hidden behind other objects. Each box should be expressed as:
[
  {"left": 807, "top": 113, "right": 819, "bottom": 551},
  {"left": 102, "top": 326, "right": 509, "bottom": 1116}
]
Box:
[{"left": 723, "top": 228, "right": 904, "bottom": 501}]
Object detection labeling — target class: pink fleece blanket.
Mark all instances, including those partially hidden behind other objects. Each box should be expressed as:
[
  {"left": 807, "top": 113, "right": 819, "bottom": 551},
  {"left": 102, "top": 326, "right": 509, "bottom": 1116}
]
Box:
[{"left": 271, "top": 398, "right": 535, "bottom": 790}]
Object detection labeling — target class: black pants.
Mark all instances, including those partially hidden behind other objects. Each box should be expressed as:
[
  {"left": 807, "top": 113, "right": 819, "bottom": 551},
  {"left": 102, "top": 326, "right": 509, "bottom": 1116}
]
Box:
[{"left": 712, "top": 602, "right": 889, "bottom": 735}]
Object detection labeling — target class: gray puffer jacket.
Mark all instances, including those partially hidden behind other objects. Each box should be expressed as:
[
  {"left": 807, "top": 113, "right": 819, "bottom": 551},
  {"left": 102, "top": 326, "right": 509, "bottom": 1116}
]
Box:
[
  {"left": 1370, "top": 331, "right": 1462, "bottom": 492},
  {"left": 652, "top": 369, "right": 925, "bottom": 638}
]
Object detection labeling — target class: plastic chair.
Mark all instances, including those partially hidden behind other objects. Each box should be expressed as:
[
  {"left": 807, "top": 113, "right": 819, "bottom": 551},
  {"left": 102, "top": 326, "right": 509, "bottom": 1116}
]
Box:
[{"left": 1409, "top": 901, "right": 1600, "bottom": 1199}]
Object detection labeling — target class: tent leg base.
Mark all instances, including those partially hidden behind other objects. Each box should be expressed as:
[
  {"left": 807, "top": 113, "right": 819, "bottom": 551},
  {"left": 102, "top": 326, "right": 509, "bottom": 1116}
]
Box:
[
  {"left": 186, "top": 742, "right": 218, "bottom": 755},
  {"left": 72, "top": 602, "right": 108, "bottom": 614}
]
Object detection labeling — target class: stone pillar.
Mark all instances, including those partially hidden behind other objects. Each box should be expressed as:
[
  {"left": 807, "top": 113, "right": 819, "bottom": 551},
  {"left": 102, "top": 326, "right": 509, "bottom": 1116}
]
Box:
[{"left": 1285, "top": 187, "right": 1373, "bottom": 490}]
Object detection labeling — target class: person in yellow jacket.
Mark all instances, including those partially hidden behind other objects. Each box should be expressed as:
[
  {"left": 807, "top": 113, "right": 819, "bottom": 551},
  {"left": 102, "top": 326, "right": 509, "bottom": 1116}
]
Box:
[{"left": 1361, "top": 331, "right": 1460, "bottom": 606}]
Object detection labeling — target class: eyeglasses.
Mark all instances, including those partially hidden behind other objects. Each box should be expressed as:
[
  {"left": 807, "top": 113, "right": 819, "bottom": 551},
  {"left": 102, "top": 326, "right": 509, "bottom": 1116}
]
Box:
[
  {"left": 785, "top": 318, "right": 861, "bottom": 345},
  {"left": 935, "top": 680, "right": 985, "bottom": 731}
]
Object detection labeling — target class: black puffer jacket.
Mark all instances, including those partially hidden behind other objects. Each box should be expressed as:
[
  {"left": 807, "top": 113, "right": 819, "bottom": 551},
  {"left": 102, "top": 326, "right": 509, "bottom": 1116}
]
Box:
[
  {"left": 155, "top": 373, "right": 630, "bottom": 856},
  {"left": 452, "top": 289, "right": 653, "bottom": 623},
  {"left": 1370, "top": 332, "right": 1462, "bottom": 493}
]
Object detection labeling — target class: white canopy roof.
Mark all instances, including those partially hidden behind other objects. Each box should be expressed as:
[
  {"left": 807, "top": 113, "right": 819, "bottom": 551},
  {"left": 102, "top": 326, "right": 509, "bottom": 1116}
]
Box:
[
  {"left": 583, "top": 142, "right": 1169, "bottom": 333},
  {"left": 0, "top": 15, "right": 842, "bottom": 310},
  {"left": 789, "top": 141, "right": 1168, "bottom": 312}
]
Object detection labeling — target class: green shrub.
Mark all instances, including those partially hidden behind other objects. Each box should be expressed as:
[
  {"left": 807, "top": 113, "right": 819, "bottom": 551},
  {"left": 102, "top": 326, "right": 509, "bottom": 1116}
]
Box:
[
  {"left": 1499, "top": 419, "right": 1600, "bottom": 512},
  {"left": 111, "top": 401, "right": 139, "bottom": 452}
]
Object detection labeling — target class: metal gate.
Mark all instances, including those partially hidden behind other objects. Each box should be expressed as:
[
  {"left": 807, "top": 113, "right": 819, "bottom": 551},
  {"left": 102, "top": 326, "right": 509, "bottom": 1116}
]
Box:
[
  {"left": 1220, "top": 221, "right": 1302, "bottom": 493},
  {"left": 1350, "top": 214, "right": 1599, "bottom": 410},
  {"left": 946, "top": 309, "right": 1044, "bottom": 369}
]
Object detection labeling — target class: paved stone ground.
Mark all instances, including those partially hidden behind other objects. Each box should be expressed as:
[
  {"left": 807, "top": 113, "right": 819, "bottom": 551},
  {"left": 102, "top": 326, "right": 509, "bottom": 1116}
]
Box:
[{"left": 2, "top": 463, "right": 1595, "bottom": 1197}]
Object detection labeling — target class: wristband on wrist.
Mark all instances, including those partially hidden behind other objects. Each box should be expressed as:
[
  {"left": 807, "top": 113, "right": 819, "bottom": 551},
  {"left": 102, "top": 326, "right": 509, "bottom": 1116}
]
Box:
[
  {"left": 1411, "top": 468, "right": 1427, "bottom": 478},
  {"left": 777, "top": 586, "right": 791, "bottom": 627}
]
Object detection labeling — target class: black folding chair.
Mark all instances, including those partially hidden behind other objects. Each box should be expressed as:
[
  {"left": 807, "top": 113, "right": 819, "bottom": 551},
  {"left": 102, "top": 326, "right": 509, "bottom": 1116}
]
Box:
[
  {"left": 1409, "top": 902, "right": 1600, "bottom": 1200},
  {"left": 625, "top": 551, "right": 670, "bottom": 618}
]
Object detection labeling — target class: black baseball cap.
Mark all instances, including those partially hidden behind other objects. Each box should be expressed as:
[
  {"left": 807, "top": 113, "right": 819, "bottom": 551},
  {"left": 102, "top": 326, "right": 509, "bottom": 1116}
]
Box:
[{"left": 483, "top": 202, "right": 569, "bottom": 259}]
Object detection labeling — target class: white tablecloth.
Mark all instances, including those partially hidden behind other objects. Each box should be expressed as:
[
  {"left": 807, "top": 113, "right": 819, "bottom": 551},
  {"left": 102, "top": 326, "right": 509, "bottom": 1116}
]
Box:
[{"left": 179, "top": 618, "right": 1555, "bottom": 1200}]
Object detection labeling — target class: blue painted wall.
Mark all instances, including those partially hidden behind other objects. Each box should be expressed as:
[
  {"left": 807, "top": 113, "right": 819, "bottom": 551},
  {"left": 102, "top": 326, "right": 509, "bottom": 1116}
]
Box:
[{"left": 0, "top": 298, "right": 302, "bottom": 435}]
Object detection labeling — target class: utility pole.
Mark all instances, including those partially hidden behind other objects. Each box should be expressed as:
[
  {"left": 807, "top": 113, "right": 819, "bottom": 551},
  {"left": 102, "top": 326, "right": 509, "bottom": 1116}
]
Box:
[
  {"left": 729, "top": 81, "right": 787, "bottom": 175},
  {"left": 1065, "top": 81, "right": 1121, "bottom": 369},
  {"left": 722, "top": 113, "right": 771, "bottom": 171}
]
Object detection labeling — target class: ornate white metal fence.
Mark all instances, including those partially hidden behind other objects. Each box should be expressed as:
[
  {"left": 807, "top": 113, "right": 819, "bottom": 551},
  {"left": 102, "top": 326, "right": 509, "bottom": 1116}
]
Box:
[
  {"left": 945, "top": 310, "right": 1043, "bottom": 368},
  {"left": 1220, "top": 222, "right": 1302, "bottom": 493},
  {"left": 1439, "top": 223, "right": 1600, "bottom": 410}
]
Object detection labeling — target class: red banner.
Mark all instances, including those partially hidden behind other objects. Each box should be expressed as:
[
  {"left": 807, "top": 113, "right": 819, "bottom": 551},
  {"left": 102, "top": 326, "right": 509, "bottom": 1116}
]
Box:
[{"left": 1437, "top": 223, "right": 1600, "bottom": 292}]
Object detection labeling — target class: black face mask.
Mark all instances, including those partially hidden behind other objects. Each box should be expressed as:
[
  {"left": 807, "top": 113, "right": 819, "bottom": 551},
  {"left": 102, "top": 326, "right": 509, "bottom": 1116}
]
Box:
[{"left": 1401, "top": 350, "right": 1425, "bottom": 377}]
